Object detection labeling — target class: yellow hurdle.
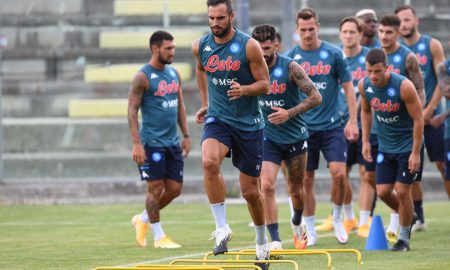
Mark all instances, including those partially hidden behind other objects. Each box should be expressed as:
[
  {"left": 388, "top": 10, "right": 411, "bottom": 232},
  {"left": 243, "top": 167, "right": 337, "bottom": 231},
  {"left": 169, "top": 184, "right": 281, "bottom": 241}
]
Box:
[
  {"left": 137, "top": 264, "right": 260, "bottom": 270},
  {"left": 96, "top": 266, "right": 224, "bottom": 270},
  {"left": 169, "top": 259, "right": 298, "bottom": 270}
]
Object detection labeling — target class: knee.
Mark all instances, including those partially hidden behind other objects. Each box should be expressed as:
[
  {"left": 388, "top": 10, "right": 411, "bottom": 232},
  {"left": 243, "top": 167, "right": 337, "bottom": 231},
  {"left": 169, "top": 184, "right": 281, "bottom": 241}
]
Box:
[
  {"left": 376, "top": 188, "right": 390, "bottom": 200},
  {"left": 147, "top": 182, "right": 164, "bottom": 197},
  {"left": 330, "top": 168, "right": 346, "bottom": 182},
  {"left": 261, "top": 179, "right": 276, "bottom": 196},
  {"left": 303, "top": 174, "right": 314, "bottom": 190},
  {"left": 241, "top": 187, "right": 261, "bottom": 202},
  {"left": 166, "top": 184, "right": 182, "bottom": 199},
  {"left": 202, "top": 157, "right": 221, "bottom": 176}
]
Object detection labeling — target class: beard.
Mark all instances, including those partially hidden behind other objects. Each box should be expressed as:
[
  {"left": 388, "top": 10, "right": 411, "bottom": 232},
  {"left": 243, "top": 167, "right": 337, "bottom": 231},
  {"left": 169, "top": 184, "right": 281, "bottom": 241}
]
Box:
[
  {"left": 264, "top": 54, "right": 274, "bottom": 66},
  {"left": 211, "top": 21, "right": 232, "bottom": 38},
  {"left": 402, "top": 28, "right": 416, "bottom": 39},
  {"left": 158, "top": 55, "right": 173, "bottom": 65}
]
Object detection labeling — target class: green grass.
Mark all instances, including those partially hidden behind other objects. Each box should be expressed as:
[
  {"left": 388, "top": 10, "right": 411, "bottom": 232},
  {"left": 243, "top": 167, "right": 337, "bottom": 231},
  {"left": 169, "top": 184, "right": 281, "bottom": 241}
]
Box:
[{"left": 0, "top": 201, "right": 449, "bottom": 270}]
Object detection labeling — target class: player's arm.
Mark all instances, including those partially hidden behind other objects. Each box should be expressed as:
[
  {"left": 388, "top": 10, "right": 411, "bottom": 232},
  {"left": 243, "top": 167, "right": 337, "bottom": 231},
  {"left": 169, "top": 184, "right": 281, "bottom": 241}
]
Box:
[
  {"left": 228, "top": 38, "right": 269, "bottom": 100},
  {"left": 423, "top": 39, "right": 446, "bottom": 123},
  {"left": 175, "top": 70, "right": 191, "bottom": 158},
  {"left": 267, "top": 61, "right": 321, "bottom": 125},
  {"left": 342, "top": 80, "right": 359, "bottom": 142},
  {"left": 400, "top": 79, "right": 424, "bottom": 173},
  {"left": 127, "top": 71, "right": 148, "bottom": 165},
  {"left": 358, "top": 79, "right": 373, "bottom": 163},
  {"left": 405, "top": 52, "right": 426, "bottom": 107},
  {"left": 437, "top": 62, "right": 450, "bottom": 99},
  {"left": 192, "top": 39, "right": 208, "bottom": 123}
]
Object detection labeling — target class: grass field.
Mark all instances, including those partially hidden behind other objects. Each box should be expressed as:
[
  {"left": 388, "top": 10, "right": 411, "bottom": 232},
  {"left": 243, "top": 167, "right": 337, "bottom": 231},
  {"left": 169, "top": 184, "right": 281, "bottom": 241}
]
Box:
[{"left": 1, "top": 201, "right": 449, "bottom": 270}]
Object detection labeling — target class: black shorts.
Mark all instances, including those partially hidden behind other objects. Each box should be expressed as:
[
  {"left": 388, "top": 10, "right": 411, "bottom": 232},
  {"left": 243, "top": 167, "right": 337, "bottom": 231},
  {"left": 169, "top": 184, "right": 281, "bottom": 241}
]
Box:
[
  {"left": 375, "top": 151, "right": 421, "bottom": 185},
  {"left": 138, "top": 145, "right": 184, "bottom": 182},
  {"left": 424, "top": 124, "right": 445, "bottom": 162},
  {"left": 306, "top": 127, "right": 347, "bottom": 171},
  {"left": 263, "top": 138, "right": 308, "bottom": 165}
]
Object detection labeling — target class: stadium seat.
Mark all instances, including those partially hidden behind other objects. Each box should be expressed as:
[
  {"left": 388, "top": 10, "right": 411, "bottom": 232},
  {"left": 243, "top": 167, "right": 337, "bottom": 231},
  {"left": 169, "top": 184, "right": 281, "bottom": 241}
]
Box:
[
  {"left": 99, "top": 31, "right": 205, "bottom": 49},
  {"left": 68, "top": 99, "right": 129, "bottom": 117},
  {"left": 114, "top": 0, "right": 206, "bottom": 16},
  {"left": 84, "top": 63, "right": 192, "bottom": 83}
]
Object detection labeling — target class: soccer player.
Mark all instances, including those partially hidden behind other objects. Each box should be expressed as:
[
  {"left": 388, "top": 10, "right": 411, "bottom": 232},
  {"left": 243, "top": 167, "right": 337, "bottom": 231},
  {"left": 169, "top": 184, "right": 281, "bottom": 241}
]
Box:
[
  {"left": 396, "top": 5, "right": 447, "bottom": 231},
  {"left": 128, "top": 31, "right": 191, "bottom": 249},
  {"left": 436, "top": 56, "right": 450, "bottom": 198},
  {"left": 285, "top": 8, "right": 359, "bottom": 246},
  {"left": 355, "top": 9, "right": 381, "bottom": 49},
  {"left": 252, "top": 24, "right": 322, "bottom": 251},
  {"left": 338, "top": 16, "right": 374, "bottom": 237},
  {"left": 191, "top": 0, "right": 270, "bottom": 267},
  {"left": 378, "top": 14, "right": 425, "bottom": 242},
  {"left": 360, "top": 48, "right": 423, "bottom": 251}
]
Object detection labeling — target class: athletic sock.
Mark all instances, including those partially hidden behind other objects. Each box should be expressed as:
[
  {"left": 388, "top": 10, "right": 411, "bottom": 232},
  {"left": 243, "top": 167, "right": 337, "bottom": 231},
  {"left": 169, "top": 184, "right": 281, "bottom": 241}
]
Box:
[
  {"left": 399, "top": 225, "right": 410, "bottom": 243},
  {"left": 332, "top": 204, "right": 343, "bottom": 223},
  {"left": 413, "top": 200, "right": 425, "bottom": 223},
  {"left": 303, "top": 215, "right": 316, "bottom": 235},
  {"left": 140, "top": 209, "right": 149, "bottom": 224},
  {"left": 343, "top": 203, "right": 355, "bottom": 220},
  {"left": 359, "top": 210, "right": 371, "bottom": 226},
  {"left": 291, "top": 208, "right": 304, "bottom": 226},
  {"left": 255, "top": 224, "right": 268, "bottom": 245},
  {"left": 150, "top": 222, "right": 165, "bottom": 241},
  {"left": 387, "top": 213, "right": 400, "bottom": 233},
  {"left": 210, "top": 202, "right": 227, "bottom": 230},
  {"left": 267, "top": 223, "right": 281, "bottom": 242}
]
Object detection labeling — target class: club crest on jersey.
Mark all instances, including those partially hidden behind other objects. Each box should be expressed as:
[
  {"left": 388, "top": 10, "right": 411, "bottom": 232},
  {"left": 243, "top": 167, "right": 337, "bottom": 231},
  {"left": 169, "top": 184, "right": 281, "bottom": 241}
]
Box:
[
  {"left": 205, "top": 117, "right": 216, "bottom": 124},
  {"left": 273, "top": 67, "right": 283, "bottom": 77},
  {"left": 376, "top": 153, "right": 384, "bottom": 163},
  {"left": 387, "top": 88, "right": 396, "bottom": 97},
  {"left": 293, "top": 54, "right": 302, "bottom": 60},
  {"left": 230, "top": 43, "right": 240, "bottom": 54},
  {"left": 152, "top": 152, "right": 162, "bottom": 162},
  {"left": 417, "top": 43, "right": 426, "bottom": 51},
  {"left": 393, "top": 54, "right": 402, "bottom": 63},
  {"left": 319, "top": 50, "right": 329, "bottom": 59},
  {"left": 358, "top": 55, "right": 366, "bottom": 64},
  {"left": 169, "top": 69, "right": 177, "bottom": 78}
]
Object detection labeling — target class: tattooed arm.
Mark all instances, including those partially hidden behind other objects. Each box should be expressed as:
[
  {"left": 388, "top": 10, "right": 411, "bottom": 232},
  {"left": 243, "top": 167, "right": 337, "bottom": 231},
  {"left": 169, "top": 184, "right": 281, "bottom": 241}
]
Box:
[
  {"left": 405, "top": 52, "right": 426, "bottom": 107},
  {"left": 127, "top": 71, "right": 148, "bottom": 165},
  {"left": 267, "top": 61, "right": 321, "bottom": 125},
  {"left": 437, "top": 62, "right": 450, "bottom": 99},
  {"left": 287, "top": 61, "right": 322, "bottom": 116}
]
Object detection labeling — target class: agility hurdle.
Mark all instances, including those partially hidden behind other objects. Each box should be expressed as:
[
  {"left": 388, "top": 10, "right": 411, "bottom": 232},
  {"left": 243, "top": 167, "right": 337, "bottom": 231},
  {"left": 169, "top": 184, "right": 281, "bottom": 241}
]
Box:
[
  {"left": 170, "top": 259, "right": 298, "bottom": 270},
  {"left": 95, "top": 266, "right": 224, "bottom": 270},
  {"left": 137, "top": 265, "right": 261, "bottom": 270}
]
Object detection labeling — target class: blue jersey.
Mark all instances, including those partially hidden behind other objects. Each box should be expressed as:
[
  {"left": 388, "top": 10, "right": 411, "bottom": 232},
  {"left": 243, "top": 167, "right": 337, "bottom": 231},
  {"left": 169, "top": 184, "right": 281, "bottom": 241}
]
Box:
[
  {"left": 285, "top": 41, "right": 352, "bottom": 131},
  {"left": 198, "top": 30, "right": 264, "bottom": 131},
  {"left": 401, "top": 35, "right": 441, "bottom": 115},
  {"left": 386, "top": 44, "right": 412, "bottom": 77},
  {"left": 338, "top": 46, "right": 370, "bottom": 126},
  {"left": 365, "top": 38, "right": 381, "bottom": 49},
  {"left": 260, "top": 53, "right": 308, "bottom": 144},
  {"left": 363, "top": 73, "right": 414, "bottom": 153},
  {"left": 445, "top": 60, "right": 450, "bottom": 139},
  {"left": 139, "top": 64, "right": 180, "bottom": 147}
]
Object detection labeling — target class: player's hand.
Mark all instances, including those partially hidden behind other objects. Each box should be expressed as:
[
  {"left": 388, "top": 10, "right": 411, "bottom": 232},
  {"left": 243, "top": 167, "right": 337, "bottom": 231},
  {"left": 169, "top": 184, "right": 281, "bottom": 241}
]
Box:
[
  {"left": 344, "top": 121, "right": 359, "bottom": 142},
  {"left": 195, "top": 106, "right": 207, "bottom": 123},
  {"left": 408, "top": 151, "right": 421, "bottom": 174},
  {"left": 429, "top": 113, "right": 446, "bottom": 128},
  {"left": 227, "top": 80, "right": 245, "bottom": 100},
  {"left": 362, "top": 142, "right": 372, "bottom": 163},
  {"left": 268, "top": 107, "right": 289, "bottom": 125},
  {"left": 422, "top": 106, "right": 434, "bottom": 125},
  {"left": 181, "top": 137, "right": 191, "bottom": 159},
  {"left": 132, "top": 143, "right": 146, "bottom": 165}
]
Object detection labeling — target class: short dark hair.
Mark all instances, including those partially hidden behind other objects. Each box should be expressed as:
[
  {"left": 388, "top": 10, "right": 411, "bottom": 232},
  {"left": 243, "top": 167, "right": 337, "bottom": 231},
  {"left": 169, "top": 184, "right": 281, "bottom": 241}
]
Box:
[
  {"left": 275, "top": 32, "right": 282, "bottom": 43},
  {"left": 379, "top": 14, "right": 401, "bottom": 28},
  {"left": 366, "top": 48, "right": 387, "bottom": 66},
  {"left": 394, "top": 5, "right": 417, "bottom": 16},
  {"left": 339, "top": 16, "right": 362, "bottom": 32},
  {"left": 149, "top": 30, "right": 173, "bottom": 48},
  {"left": 252, "top": 24, "right": 276, "bottom": 43},
  {"left": 207, "top": 0, "right": 233, "bottom": 15},
  {"left": 297, "top": 8, "right": 319, "bottom": 23}
]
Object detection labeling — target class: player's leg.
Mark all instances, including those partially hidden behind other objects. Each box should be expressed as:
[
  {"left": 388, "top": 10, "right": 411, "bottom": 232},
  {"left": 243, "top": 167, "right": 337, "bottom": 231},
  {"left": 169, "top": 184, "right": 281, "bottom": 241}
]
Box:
[
  {"left": 445, "top": 138, "right": 450, "bottom": 199},
  {"left": 343, "top": 136, "right": 362, "bottom": 234}
]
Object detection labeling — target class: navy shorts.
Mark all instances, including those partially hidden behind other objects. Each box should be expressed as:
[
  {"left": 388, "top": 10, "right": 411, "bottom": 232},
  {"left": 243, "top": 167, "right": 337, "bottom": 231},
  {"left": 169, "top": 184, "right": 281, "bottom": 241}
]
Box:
[
  {"left": 424, "top": 124, "right": 445, "bottom": 162},
  {"left": 364, "top": 133, "right": 378, "bottom": 172},
  {"left": 375, "top": 151, "right": 421, "bottom": 185},
  {"left": 138, "top": 145, "right": 184, "bottom": 182},
  {"left": 306, "top": 127, "right": 347, "bottom": 171},
  {"left": 346, "top": 131, "right": 363, "bottom": 167},
  {"left": 202, "top": 117, "right": 263, "bottom": 177},
  {"left": 263, "top": 138, "right": 308, "bottom": 165},
  {"left": 445, "top": 138, "right": 450, "bottom": 180}
]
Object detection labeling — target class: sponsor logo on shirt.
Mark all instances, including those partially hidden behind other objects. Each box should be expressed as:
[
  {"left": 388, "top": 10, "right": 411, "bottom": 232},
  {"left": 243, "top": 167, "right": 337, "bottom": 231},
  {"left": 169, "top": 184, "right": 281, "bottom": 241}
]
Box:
[
  {"left": 205, "top": 55, "right": 241, "bottom": 72},
  {"left": 154, "top": 80, "right": 179, "bottom": 96}
]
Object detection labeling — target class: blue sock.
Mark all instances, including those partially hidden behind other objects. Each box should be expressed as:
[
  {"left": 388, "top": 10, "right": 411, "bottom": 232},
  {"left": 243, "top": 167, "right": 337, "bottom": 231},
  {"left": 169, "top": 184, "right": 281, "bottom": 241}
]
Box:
[
  {"left": 267, "top": 223, "right": 281, "bottom": 242},
  {"left": 413, "top": 200, "right": 424, "bottom": 223},
  {"left": 291, "top": 208, "right": 304, "bottom": 226}
]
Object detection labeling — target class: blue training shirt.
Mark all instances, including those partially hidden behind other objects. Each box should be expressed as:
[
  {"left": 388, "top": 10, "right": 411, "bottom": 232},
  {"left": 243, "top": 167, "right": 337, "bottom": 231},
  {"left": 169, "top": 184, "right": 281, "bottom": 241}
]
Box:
[
  {"left": 444, "top": 60, "right": 450, "bottom": 139},
  {"left": 285, "top": 41, "right": 352, "bottom": 131},
  {"left": 198, "top": 29, "right": 264, "bottom": 131},
  {"left": 259, "top": 53, "right": 309, "bottom": 144},
  {"left": 386, "top": 44, "right": 412, "bottom": 77},
  {"left": 139, "top": 64, "right": 180, "bottom": 147}
]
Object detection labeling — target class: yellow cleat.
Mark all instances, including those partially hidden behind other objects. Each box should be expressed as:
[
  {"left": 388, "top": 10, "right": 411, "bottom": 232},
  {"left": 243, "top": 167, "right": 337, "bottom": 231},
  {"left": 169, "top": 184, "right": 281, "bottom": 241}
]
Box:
[
  {"left": 315, "top": 215, "right": 333, "bottom": 231},
  {"left": 131, "top": 214, "right": 148, "bottom": 247},
  {"left": 344, "top": 218, "right": 358, "bottom": 234},
  {"left": 357, "top": 224, "right": 370, "bottom": 238},
  {"left": 386, "top": 231, "right": 398, "bottom": 243},
  {"left": 154, "top": 235, "right": 181, "bottom": 249}
]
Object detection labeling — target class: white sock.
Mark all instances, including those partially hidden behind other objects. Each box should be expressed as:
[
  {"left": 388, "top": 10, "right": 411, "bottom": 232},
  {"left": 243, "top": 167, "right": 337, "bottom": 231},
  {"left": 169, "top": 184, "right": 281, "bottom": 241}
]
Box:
[
  {"left": 387, "top": 213, "right": 400, "bottom": 233},
  {"left": 303, "top": 215, "right": 316, "bottom": 235},
  {"left": 140, "top": 210, "right": 149, "bottom": 224},
  {"left": 359, "top": 210, "right": 371, "bottom": 226},
  {"left": 210, "top": 202, "right": 227, "bottom": 230},
  {"left": 288, "top": 197, "right": 294, "bottom": 219},
  {"left": 343, "top": 203, "right": 355, "bottom": 220},
  {"left": 255, "top": 224, "right": 268, "bottom": 245},
  {"left": 150, "top": 222, "right": 165, "bottom": 241},
  {"left": 332, "top": 204, "right": 343, "bottom": 223}
]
